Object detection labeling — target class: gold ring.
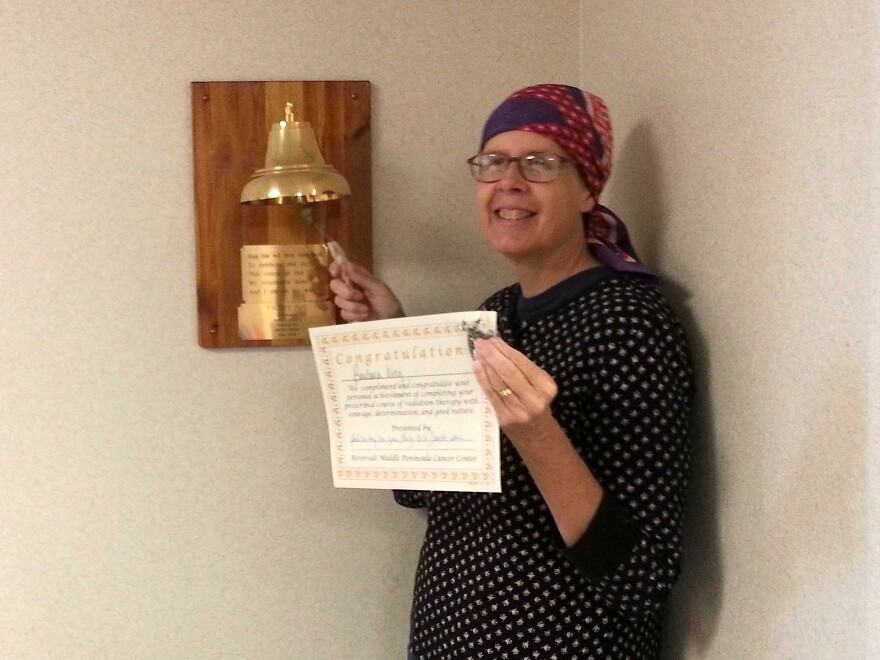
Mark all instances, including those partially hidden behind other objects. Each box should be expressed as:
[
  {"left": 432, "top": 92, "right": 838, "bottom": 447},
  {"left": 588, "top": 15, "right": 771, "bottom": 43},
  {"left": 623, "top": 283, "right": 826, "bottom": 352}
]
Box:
[{"left": 497, "top": 387, "right": 514, "bottom": 398}]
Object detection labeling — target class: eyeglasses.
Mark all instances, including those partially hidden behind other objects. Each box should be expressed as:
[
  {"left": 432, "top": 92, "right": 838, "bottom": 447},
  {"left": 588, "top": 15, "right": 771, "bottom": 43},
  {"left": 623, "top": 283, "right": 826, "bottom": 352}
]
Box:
[{"left": 466, "top": 152, "right": 572, "bottom": 183}]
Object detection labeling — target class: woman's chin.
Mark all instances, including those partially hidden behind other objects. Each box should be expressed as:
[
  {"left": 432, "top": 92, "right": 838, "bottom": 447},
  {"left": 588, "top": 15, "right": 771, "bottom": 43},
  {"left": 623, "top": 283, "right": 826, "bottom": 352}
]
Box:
[
  {"left": 489, "top": 241, "right": 534, "bottom": 261},
  {"left": 483, "top": 230, "right": 534, "bottom": 257}
]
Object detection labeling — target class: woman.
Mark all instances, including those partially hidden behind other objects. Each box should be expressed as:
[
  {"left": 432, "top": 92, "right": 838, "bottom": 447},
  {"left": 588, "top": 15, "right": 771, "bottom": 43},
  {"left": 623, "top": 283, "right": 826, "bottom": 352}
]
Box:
[{"left": 330, "top": 84, "right": 694, "bottom": 659}]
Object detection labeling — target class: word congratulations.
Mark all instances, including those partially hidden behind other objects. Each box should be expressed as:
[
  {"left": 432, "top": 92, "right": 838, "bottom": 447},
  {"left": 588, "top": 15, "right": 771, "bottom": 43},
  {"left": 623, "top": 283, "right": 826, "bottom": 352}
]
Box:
[{"left": 336, "top": 344, "right": 466, "bottom": 367}]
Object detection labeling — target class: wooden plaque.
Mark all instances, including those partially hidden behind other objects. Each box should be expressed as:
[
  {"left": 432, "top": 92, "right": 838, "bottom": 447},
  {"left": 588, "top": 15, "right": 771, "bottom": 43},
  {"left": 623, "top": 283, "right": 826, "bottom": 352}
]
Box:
[{"left": 192, "top": 80, "right": 371, "bottom": 348}]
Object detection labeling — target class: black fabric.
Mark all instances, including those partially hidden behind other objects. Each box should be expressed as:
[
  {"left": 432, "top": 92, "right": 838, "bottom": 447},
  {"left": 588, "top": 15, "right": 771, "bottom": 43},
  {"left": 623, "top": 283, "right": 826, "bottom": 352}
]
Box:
[
  {"left": 402, "top": 275, "right": 694, "bottom": 659},
  {"left": 562, "top": 492, "right": 642, "bottom": 581},
  {"left": 516, "top": 266, "right": 615, "bottom": 322}
]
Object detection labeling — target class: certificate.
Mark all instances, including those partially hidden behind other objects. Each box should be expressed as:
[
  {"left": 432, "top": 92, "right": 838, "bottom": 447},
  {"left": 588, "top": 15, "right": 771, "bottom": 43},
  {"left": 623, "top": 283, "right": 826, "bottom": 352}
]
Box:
[{"left": 308, "top": 312, "right": 501, "bottom": 492}]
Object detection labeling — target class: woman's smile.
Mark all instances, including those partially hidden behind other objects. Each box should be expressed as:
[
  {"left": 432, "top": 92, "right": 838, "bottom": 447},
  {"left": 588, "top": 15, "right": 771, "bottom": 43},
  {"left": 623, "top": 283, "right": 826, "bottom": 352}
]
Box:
[{"left": 494, "top": 207, "right": 537, "bottom": 221}]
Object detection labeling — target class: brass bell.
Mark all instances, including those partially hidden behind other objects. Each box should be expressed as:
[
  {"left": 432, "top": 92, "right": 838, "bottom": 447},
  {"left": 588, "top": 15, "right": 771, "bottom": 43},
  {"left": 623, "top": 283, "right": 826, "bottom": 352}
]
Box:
[{"left": 241, "top": 102, "right": 350, "bottom": 205}]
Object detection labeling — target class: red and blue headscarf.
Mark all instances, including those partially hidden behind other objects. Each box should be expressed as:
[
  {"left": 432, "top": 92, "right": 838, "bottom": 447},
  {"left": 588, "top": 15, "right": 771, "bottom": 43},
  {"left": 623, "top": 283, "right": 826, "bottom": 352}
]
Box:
[{"left": 480, "top": 84, "right": 656, "bottom": 280}]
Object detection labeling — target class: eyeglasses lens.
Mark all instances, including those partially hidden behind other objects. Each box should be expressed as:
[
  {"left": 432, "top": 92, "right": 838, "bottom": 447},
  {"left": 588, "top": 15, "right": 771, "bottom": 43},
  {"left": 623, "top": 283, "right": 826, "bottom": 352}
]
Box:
[{"left": 468, "top": 154, "right": 562, "bottom": 183}]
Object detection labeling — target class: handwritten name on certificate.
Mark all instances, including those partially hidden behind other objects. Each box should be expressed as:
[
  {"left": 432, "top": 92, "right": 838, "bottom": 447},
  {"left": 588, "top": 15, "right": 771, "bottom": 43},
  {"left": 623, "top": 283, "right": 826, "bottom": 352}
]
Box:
[{"left": 308, "top": 312, "right": 501, "bottom": 492}]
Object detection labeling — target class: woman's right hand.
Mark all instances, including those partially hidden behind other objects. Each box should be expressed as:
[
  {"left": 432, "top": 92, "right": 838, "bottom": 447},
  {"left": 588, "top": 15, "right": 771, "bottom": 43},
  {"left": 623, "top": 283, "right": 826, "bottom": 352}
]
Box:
[{"left": 328, "top": 260, "right": 404, "bottom": 323}]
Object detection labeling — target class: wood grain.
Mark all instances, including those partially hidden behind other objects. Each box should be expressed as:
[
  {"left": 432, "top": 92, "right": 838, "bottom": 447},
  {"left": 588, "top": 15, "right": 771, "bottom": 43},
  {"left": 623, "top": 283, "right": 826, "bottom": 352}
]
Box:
[{"left": 192, "top": 81, "right": 371, "bottom": 348}]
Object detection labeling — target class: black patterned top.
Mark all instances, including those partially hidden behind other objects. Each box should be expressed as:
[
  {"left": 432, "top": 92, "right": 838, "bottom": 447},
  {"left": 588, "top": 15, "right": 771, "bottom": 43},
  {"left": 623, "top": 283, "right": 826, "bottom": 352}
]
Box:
[{"left": 396, "top": 269, "right": 694, "bottom": 659}]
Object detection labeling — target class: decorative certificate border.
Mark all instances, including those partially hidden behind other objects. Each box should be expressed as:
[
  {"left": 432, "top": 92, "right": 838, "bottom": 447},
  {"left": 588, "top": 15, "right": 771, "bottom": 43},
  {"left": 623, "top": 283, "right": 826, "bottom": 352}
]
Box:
[{"left": 310, "top": 313, "right": 500, "bottom": 491}]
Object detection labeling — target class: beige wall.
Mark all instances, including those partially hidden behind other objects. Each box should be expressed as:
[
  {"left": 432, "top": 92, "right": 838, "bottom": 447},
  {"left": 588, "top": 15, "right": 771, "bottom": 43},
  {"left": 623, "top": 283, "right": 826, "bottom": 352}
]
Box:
[
  {"left": 579, "top": 2, "right": 880, "bottom": 658},
  {"left": 0, "top": 2, "right": 579, "bottom": 658},
  {"left": 3, "top": 0, "right": 878, "bottom": 658}
]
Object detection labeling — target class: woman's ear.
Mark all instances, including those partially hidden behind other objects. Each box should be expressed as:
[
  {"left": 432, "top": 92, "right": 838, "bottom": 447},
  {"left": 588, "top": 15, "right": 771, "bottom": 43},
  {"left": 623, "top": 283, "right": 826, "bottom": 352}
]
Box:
[{"left": 579, "top": 191, "right": 597, "bottom": 215}]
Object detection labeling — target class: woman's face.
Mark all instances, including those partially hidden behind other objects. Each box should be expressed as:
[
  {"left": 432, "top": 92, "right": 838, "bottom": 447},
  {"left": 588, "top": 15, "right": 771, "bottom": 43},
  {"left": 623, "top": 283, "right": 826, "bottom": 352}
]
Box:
[{"left": 474, "top": 130, "right": 594, "bottom": 267}]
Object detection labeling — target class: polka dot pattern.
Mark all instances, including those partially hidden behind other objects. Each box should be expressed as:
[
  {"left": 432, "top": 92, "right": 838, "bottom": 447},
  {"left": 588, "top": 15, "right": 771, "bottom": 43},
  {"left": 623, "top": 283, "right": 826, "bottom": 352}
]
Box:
[{"left": 400, "top": 276, "right": 694, "bottom": 659}]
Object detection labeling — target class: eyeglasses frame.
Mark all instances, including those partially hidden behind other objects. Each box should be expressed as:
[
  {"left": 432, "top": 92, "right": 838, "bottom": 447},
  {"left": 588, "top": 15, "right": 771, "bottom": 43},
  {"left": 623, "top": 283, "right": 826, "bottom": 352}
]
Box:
[{"left": 466, "top": 151, "right": 573, "bottom": 183}]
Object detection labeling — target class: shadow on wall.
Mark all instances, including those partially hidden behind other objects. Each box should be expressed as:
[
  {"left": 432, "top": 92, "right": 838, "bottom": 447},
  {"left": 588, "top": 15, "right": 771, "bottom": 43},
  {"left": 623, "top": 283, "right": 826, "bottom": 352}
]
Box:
[{"left": 613, "top": 122, "right": 724, "bottom": 658}]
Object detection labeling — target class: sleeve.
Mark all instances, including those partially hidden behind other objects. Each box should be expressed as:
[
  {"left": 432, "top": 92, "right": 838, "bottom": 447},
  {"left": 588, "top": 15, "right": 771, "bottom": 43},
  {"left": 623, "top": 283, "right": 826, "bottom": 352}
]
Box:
[
  {"left": 393, "top": 489, "right": 428, "bottom": 509},
  {"left": 561, "top": 491, "right": 641, "bottom": 580},
  {"left": 563, "top": 293, "right": 694, "bottom": 621}
]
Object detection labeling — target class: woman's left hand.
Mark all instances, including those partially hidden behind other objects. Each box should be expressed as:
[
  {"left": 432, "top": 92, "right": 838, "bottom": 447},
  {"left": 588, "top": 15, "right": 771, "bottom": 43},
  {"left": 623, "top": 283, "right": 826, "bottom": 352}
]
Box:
[{"left": 472, "top": 337, "right": 559, "bottom": 440}]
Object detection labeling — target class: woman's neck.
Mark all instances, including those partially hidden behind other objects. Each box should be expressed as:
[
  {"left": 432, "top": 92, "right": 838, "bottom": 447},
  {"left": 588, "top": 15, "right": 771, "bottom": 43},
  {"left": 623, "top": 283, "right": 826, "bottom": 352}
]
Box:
[{"left": 512, "top": 249, "right": 603, "bottom": 298}]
